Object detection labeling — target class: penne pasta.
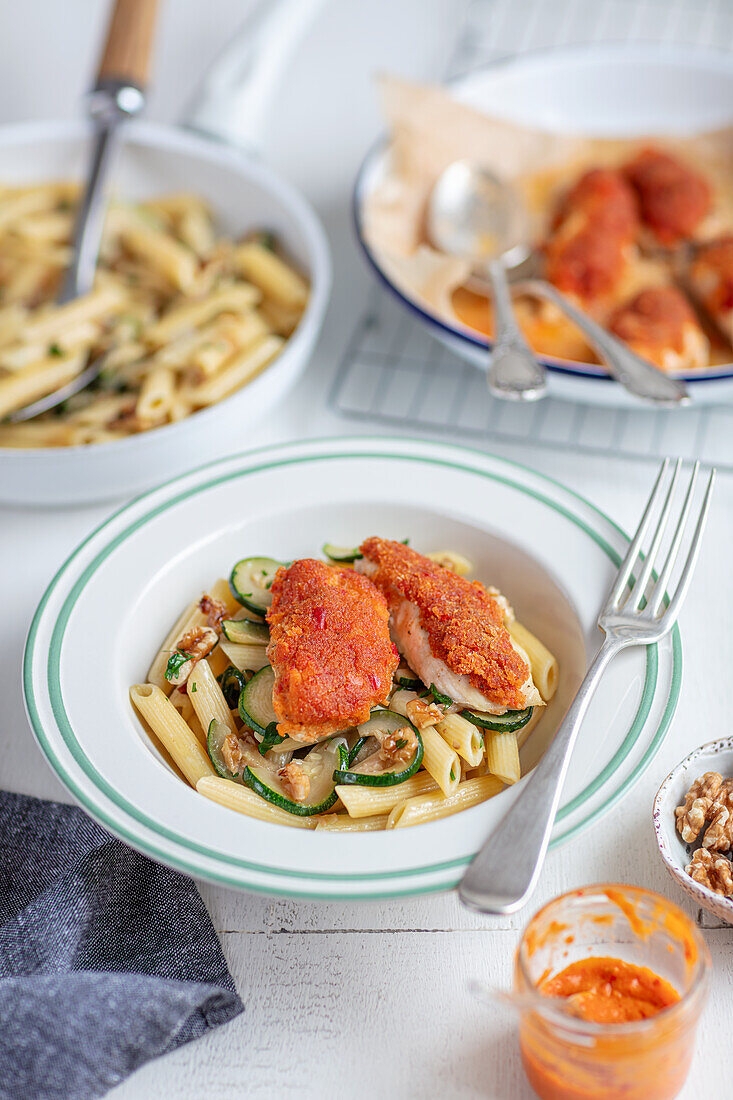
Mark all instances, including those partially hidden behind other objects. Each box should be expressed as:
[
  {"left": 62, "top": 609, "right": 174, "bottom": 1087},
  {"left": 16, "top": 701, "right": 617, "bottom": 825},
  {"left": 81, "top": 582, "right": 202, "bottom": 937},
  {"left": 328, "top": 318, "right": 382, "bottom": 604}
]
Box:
[
  {"left": 147, "top": 578, "right": 238, "bottom": 690},
  {"left": 509, "top": 621, "right": 559, "bottom": 702},
  {"left": 336, "top": 773, "right": 440, "bottom": 818},
  {"left": 196, "top": 775, "right": 317, "bottom": 828},
  {"left": 435, "top": 713, "right": 484, "bottom": 768},
  {"left": 233, "top": 241, "right": 309, "bottom": 308},
  {"left": 130, "top": 683, "right": 215, "bottom": 787},
  {"left": 168, "top": 687, "right": 207, "bottom": 746},
  {"left": 425, "top": 550, "right": 473, "bottom": 575},
  {"left": 387, "top": 775, "right": 504, "bottom": 829},
  {"left": 484, "top": 729, "right": 521, "bottom": 785},
  {"left": 0, "top": 350, "right": 85, "bottom": 419},
  {"left": 420, "top": 726, "right": 461, "bottom": 797},
  {"left": 112, "top": 206, "right": 199, "bottom": 292},
  {"left": 315, "top": 813, "right": 390, "bottom": 832},
  {"left": 144, "top": 282, "right": 261, "bottom": 345},
  {"left": 188, "top": 658, "right": 237, "bottom": 737},
  {"left": 180, "top": 334, "right": 284, "bottom": 406}
]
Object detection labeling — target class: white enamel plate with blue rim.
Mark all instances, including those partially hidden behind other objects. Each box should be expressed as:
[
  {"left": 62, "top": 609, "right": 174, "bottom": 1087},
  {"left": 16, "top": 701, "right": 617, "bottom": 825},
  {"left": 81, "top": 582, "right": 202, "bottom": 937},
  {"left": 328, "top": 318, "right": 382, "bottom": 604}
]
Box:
[
  {"left": 24, "top": 437, "right": 681, "bottom": 899},
  {"left": 354, "top": 44, "right": 733, "bottom": 407}
]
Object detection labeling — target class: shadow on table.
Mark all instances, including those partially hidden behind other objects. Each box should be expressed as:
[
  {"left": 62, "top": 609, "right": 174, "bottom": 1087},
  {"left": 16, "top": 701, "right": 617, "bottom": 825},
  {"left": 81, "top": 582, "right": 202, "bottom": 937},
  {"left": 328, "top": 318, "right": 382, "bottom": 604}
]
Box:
[{"left": 441, "top": 1019, "right": 536, "bottom": 1099}]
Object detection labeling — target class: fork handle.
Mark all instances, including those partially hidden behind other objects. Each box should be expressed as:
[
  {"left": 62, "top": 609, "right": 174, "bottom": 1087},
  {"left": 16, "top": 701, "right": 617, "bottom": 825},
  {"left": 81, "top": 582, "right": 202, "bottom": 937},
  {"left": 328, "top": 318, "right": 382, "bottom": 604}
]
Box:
[{"left": 458, "top": 637, "right": 623, "bottom": 914}]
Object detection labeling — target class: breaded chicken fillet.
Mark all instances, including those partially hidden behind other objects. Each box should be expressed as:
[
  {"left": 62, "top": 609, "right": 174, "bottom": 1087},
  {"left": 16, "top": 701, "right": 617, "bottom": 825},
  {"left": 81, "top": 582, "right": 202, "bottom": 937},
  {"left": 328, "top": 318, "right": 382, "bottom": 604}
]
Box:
[
  {"left": 266, "top": 558, "right": 399, "bottom": 742},
  {"left": 356, "top": 538, "right": 542, "bottom": 715}
]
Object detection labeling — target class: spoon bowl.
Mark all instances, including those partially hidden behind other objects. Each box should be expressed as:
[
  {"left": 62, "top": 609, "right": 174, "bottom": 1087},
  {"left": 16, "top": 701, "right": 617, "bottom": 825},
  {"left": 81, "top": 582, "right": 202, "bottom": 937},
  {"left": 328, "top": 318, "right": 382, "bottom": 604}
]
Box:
[
  {"left": 428, "top": 160, "right": 547, "bottom": 402},
  {"left": 428, "top": 159, "right": 531, "bottom": 271}
]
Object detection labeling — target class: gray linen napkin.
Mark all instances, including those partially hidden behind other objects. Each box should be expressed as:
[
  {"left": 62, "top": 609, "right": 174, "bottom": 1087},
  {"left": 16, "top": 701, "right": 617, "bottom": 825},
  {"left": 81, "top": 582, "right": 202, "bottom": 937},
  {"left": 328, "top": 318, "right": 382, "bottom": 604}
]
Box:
[{"left": 0, "top": 789, "right": 243, "bottom": 1100}]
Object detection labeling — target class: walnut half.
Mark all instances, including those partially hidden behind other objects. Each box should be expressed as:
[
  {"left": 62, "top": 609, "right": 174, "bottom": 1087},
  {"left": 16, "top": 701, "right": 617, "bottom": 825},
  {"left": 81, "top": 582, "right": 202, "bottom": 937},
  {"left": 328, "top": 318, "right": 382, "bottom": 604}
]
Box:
[
  {"left": 405, "top": 698, "right": 444, "bottom": 729},
  {"left": 278, "top": 762, "right": 310, "bottom": 803},
  {"left": 702, "top": 781, "right": 733, "bottom": 852},
  {"left": 675, "top": 771, "right": 724, "bottom": 843},
  {"left": 686, "top": 847, "right": 733, "bottom": 897}
]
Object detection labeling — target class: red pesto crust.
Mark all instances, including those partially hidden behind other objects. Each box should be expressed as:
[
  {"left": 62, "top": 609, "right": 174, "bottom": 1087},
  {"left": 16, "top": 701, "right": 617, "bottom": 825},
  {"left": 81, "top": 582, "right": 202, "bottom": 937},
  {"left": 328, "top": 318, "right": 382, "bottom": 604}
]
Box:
[
  {"left": 545, "top": 169, "right": 638, "bottom": 302},
  {"left": 609, "top": 286, "right": 699, "bottom": 356},
  {"left": 691, "top": 235, "right": 733, "bottom": 314},
  {"left": 266, "top": 558, "right": 398, "bottom": 739},
  {"left": 624, "top": 147, "right": 711, "bottom": 245},
  {"left": 553, "top": 168, "right": 639, "bottom": 241},
  {"left": 359, "top": 537, "right": 530, "bottom": 711}
]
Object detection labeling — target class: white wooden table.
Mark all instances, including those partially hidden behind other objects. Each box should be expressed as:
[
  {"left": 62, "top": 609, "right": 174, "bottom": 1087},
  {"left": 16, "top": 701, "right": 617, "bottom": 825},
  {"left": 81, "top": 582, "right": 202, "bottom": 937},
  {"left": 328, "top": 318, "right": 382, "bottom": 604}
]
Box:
[{"left": 2, "top": 2, "right": 732, "bottom": 1097}]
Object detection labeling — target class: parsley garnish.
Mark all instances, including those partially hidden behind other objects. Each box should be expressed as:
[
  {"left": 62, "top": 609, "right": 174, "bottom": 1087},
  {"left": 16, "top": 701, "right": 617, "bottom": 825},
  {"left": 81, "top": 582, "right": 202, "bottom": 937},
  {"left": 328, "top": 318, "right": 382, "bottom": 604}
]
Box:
[
  {"left": 393, "top": 738, "right": 407, "bottom": 752},
  {"left": 450, "top": 766, "right": 456, "bottom": 781},
  {"left": 430, "top": 683, "right": 453, "bottom": 708},
  {"left": 259, "top": 722, "right": 287, "bottom": 756},
  {"left": 165, "top": 651, "right": 190, "bottom": 681},
  {"left": 48, "top": 343, "right": 63, "bottom": 357},
  {"left": 190, "top": 683, "right": 197, "bottom": 693}
]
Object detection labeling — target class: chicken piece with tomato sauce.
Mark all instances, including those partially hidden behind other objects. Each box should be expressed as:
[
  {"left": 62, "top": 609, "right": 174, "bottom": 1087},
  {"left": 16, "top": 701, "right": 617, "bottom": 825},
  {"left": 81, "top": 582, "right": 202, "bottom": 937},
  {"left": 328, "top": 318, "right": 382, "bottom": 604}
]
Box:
[
  {"left": 609, "top": 286, "right": 708, "bottom": 372},
  {"left": 623, "top": 147, "right": 712, "bottom": 247},
  {"left": 688, "top": 234, "right": 733, "bottom": 346},
  {"left": 544, "top": 168, "right": 639, "bottom": 307},
  {"left": 266, "top": 558, "right": 399, "bottom": 743},
  {"left": 356, "top": 537, "right": 542, "bottom": 715}
]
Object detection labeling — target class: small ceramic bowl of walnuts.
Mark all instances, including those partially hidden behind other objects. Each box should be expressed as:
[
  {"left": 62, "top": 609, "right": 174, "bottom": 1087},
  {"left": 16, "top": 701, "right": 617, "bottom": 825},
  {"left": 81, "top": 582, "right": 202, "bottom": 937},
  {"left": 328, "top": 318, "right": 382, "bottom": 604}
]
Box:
[{"left": 654, "top": 738, "right": 733, "bottom": 924}]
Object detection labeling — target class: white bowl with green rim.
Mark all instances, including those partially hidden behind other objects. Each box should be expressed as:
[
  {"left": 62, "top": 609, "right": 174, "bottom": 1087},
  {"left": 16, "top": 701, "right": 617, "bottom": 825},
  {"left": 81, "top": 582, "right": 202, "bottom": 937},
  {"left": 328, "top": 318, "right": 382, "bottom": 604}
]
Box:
[{"left": 23, "top": 436, "right": 681, "bottom": 900}]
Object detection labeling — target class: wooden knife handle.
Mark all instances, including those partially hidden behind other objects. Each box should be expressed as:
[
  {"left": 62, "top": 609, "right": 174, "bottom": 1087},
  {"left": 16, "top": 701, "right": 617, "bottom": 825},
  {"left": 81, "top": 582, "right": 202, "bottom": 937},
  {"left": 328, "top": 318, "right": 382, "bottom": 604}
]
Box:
[{"left": 96, "top": 0, "right": 159, "bottom": 90}]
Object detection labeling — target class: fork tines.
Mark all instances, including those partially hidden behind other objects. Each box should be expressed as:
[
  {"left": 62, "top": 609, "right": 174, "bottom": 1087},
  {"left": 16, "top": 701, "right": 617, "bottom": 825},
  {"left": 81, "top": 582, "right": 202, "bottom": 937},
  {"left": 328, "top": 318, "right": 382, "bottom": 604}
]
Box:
[{"left": 606, "top": 457, "right": 715, "bottom": 622}]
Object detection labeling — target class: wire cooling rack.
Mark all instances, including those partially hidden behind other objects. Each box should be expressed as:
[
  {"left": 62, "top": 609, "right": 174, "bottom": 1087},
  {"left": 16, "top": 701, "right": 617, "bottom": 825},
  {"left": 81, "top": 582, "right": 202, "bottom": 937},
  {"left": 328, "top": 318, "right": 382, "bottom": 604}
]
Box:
[{"left": 330, "top": 0, "right": 733, "bottom": 470}]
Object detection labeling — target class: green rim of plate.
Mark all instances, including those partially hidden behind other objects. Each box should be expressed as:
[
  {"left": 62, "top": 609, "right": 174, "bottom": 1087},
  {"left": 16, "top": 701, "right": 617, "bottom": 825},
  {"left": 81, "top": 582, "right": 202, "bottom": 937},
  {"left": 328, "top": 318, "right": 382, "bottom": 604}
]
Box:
[{"left": 23, "top": 438, "right": 681, "bottom": 899}]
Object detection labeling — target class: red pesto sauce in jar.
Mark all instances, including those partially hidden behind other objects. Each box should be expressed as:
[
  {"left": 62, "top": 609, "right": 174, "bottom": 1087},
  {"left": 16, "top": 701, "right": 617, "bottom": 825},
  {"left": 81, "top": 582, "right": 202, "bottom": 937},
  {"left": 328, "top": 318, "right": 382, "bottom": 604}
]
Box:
[{"left": 539, "top": 957, "right": 680, "bottom": 1024}]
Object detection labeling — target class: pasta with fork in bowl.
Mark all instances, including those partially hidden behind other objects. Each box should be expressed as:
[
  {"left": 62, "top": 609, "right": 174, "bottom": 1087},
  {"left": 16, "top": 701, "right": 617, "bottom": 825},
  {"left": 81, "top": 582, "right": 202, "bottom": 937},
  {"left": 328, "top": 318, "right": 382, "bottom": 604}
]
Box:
[{"left": 0, "top": 183, "right": 308, "bottom": 447}]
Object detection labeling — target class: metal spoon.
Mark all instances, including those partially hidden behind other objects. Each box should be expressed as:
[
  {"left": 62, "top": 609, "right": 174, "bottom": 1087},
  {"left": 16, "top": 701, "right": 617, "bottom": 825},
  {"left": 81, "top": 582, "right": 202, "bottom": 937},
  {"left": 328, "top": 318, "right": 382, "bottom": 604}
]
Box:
[
  {"left": 428, "top": 159, "right": 547, "bottom": 402},
  {"left": 428, "top": 159, "right": 690, "bottom": 407},
  {"left": 8, "top": 0, "right": 158, "bottom": 423}
]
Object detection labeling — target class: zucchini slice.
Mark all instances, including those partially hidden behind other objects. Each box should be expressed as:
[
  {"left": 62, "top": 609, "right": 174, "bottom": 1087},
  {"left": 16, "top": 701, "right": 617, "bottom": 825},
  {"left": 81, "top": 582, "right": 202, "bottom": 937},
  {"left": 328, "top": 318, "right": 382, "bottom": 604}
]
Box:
[
  {"left": 220, "top": 640, "right": 271, "bottom": 673},
  {"left": 238, "top": 665, "right": 277, "bottom": 734},
  {"left": 394, "top": 666, "right": 422, "bottom": 692},
  {"left": 333, "top": 710, "right": 423, "bottom": 787},
  {"left": 221, "top": 618, "right": 270, "bottom": 645},
  {"left": 244, "top": 738, "right": 347, "bottom": 816},
  {"left": 322, "top": 543, "right": 362, "bottom": 563},
  {"left": 462, "top": 707, "right": 533, "bottom": 733},
  {"left": 217, "top": 665, "right": 247, "bottom": 710},
  {"left": 207, "top": 717, "right": 241, "bottom": 781},
  {"left": 347, "top": 735, "right": 372, "bottom": 767},
  {"left": 229, "top": 556, "right": 283, "bottom": 616}
]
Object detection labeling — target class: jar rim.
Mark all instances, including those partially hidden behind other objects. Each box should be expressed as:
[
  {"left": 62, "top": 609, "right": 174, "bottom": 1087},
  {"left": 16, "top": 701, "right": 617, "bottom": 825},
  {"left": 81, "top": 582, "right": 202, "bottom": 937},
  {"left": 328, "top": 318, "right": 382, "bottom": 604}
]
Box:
[{"left": 516, "top": 883, "right": 711, "bottom": 1036}]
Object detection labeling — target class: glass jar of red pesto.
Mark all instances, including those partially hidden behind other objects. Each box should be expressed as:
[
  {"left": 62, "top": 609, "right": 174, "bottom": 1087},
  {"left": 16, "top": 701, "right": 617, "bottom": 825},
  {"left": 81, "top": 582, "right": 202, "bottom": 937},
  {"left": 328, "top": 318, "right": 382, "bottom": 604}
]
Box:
[{"left": 514, "top": 884, "right": 710, "bottom": 1100}]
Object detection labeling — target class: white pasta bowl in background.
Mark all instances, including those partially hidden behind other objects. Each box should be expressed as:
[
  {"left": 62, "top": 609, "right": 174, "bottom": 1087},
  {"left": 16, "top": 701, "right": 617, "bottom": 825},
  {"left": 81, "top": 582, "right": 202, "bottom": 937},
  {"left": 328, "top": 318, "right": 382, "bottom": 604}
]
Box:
[
  {"left": 654, "top": 739, "right": 733, "bottom": 925},
  {"left": 0, "top": 120, "right": 330, "bottom": 506},
  {"left": 24, "top": 437, "right": 681, "bottom": 899}
]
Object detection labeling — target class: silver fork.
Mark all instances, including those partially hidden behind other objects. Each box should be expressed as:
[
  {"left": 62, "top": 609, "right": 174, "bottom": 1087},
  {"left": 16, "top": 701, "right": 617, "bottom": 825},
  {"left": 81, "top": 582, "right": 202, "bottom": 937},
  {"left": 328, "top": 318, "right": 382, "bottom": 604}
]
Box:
[{"left": 459, "top": 458, "right": 715, "bottom": 915}]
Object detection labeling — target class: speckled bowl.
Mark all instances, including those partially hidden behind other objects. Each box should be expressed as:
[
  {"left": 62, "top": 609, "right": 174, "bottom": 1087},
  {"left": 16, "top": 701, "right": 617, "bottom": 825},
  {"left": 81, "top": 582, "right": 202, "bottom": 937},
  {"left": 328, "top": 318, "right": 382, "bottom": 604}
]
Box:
[{"left": 654, "top": 739, "right": 733, "bottom": 925}]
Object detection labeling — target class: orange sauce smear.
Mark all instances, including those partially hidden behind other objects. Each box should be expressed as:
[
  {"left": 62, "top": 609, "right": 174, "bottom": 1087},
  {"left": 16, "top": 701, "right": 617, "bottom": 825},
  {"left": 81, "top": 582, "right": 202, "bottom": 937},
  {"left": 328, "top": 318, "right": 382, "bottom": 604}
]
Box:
[
  {"left": 452, "top": 280, "right": 731, "bottom": 367},
  {"left": 540, "top": 957, "right": 680, "bottom": 1025}
]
